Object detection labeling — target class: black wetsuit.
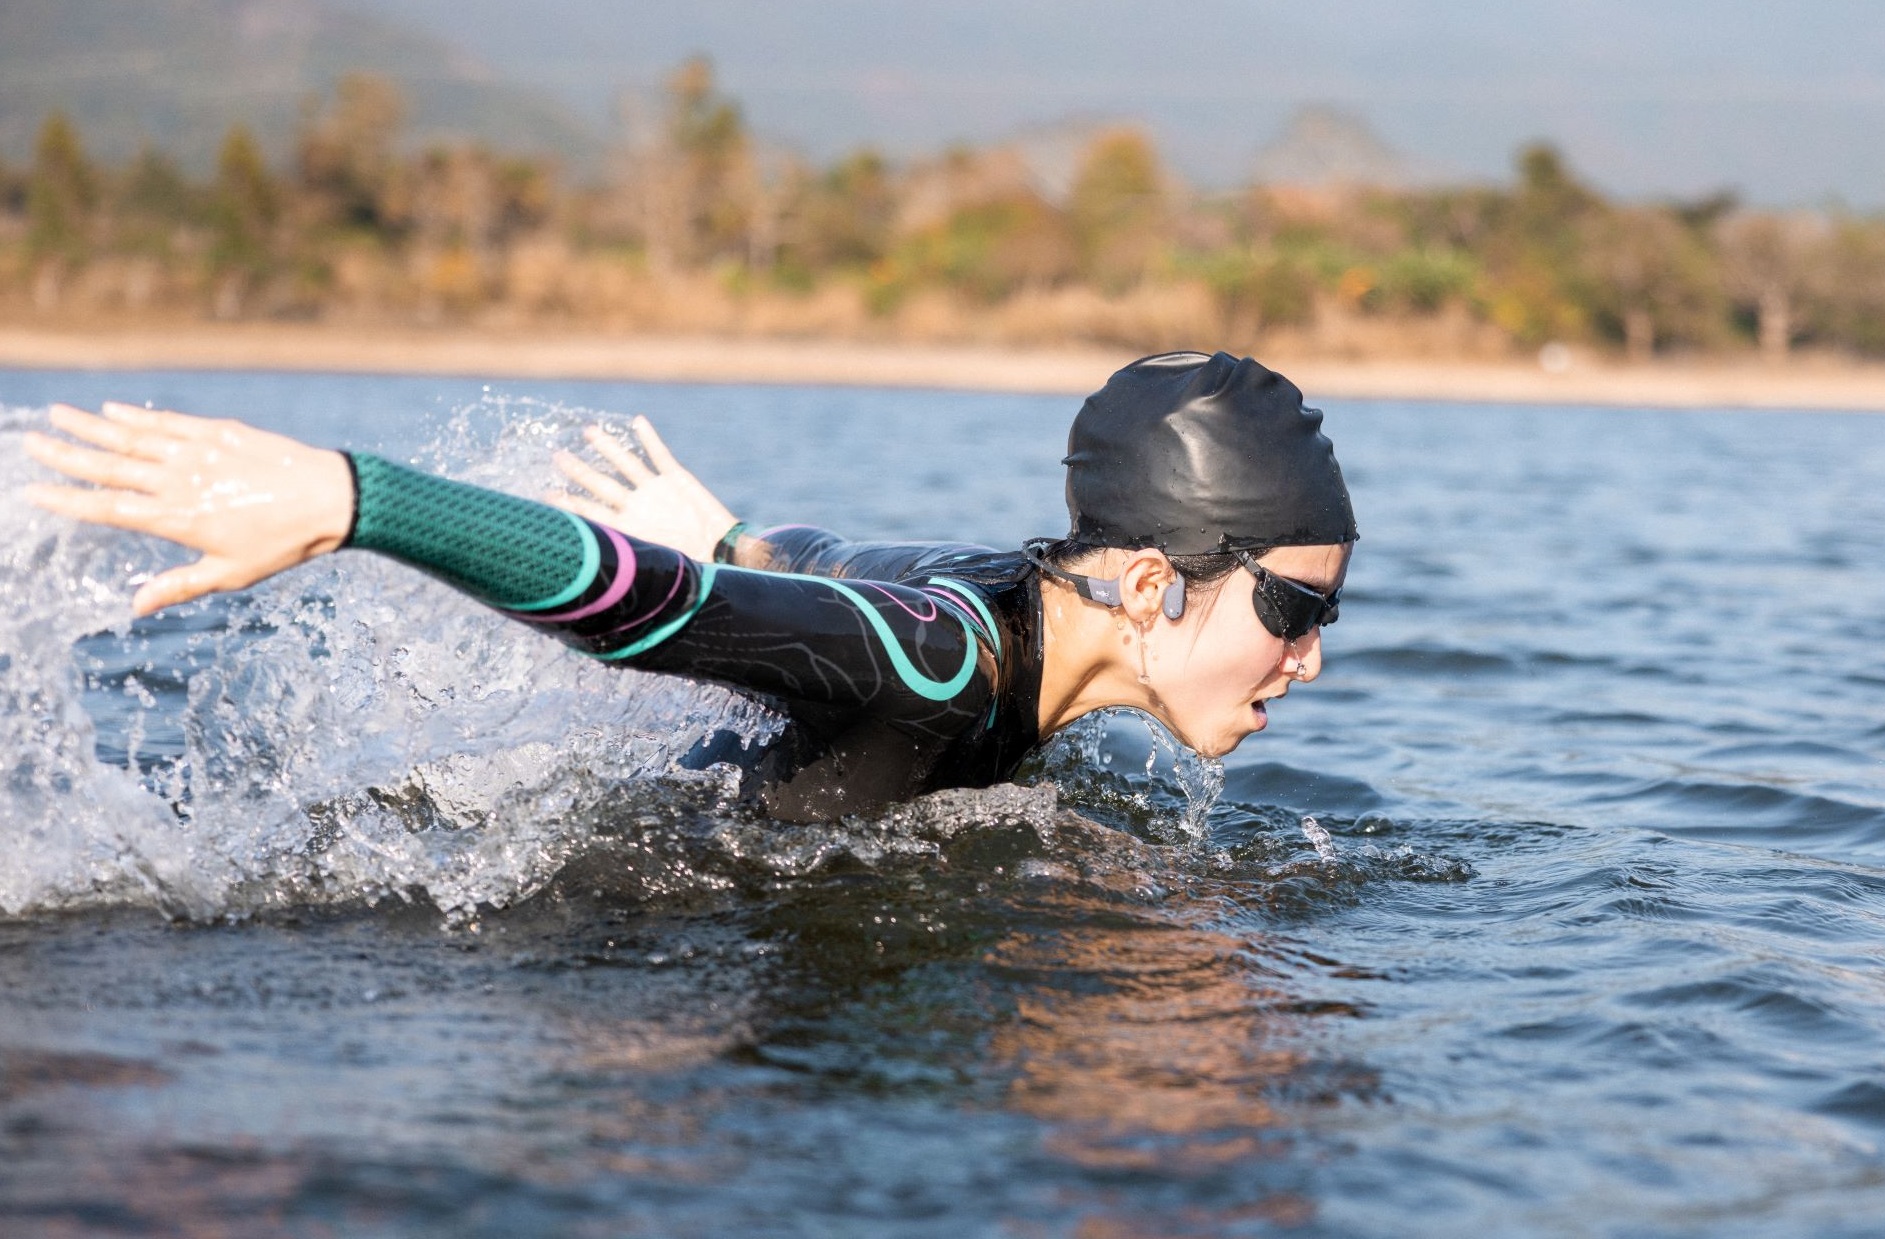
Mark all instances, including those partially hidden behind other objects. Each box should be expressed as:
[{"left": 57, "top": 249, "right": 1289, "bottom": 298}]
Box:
[{"left": 343, "top": 454, "right": 1043, "bottom": 821}]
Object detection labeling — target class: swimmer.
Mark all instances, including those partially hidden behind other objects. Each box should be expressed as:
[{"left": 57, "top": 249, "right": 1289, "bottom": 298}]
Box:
[{"left": 23, "top": 352, "right": 1355, "bottom": 821}]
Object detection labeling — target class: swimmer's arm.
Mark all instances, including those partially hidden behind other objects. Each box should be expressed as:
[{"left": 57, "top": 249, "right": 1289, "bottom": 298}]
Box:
[
  {"left": 25, "top": 404, "right": 995, "bottom": 723},
  {"left": 19, "top": 402, "right": 702, "bottom": 650},
  {"left": 630, "top": 562, "right": 1000, "bottom": 717},
  {"left": 354, "top": 455, "right": 1000, "bottom": 719},
  {"left": 744, "top": 526, "right": 997, "bottom": 583},
  {"left": 343, "top": 452, "right": 719, "bottom": 660}
]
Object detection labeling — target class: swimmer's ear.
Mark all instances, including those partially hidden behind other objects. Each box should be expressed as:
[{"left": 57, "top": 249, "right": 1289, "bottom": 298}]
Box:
[{"left": 1116, "top": 548, "right": 1180, "bottom": 625}]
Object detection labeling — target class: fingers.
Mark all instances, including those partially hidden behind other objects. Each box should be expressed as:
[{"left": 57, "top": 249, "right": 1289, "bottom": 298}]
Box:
[
  {"left": 25, "top": 482, "right": 176, "bottom": 538},
  {"left": 552, "top": 450, "right": 635, "bottom": 506},
  {"left": 583, "top": 424, "right": 654, "bottom": 483},
  {"left": 628, "top": 415, "right": 682, "bottom": 473},
  {"left": 131, "top": 556, "right": 235, "bottom": 618},
  {"left": 99, "top": 401, "right": 223, "bottom": 442},
  {"left": 46, "top": 404, "right": 177, "bottom": 461},
  {"left": 23, "top": 431, "right": 164, "bottom": 493},
  {"left": 542, "top": 490, "right": 623, "bottom": 528}
]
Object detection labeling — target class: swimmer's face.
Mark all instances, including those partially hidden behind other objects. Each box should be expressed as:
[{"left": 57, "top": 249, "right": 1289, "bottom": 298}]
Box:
[{"left": 1154, "top": 543, "right": 1351, "bottom": 759}]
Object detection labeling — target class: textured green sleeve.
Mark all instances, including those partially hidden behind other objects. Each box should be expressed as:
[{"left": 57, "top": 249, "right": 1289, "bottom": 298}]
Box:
[{"left": 343, "top": 452, "right": 600, "bottom": 611}]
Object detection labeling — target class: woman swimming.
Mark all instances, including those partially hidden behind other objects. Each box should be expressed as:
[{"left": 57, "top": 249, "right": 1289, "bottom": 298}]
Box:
[{"left": 23, "top": 351, "right": 1355, "bottom": 821}]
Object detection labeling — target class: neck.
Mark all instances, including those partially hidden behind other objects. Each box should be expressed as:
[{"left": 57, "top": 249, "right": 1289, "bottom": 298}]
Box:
[{"left": 1035, "top": 576, "right": 1164, "bottom": 738}]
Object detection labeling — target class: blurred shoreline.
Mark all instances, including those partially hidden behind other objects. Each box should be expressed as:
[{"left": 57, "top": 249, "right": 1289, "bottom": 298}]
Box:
[{"left": 5, "top": 324, "right": 1885, "bottom": 411}]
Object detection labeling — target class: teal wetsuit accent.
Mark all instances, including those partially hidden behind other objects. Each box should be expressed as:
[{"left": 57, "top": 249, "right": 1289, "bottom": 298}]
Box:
[
  {"left": 598, "top": 563, "right": 719, "bottom": 661},
  {"left": 821, "top": 578, "right": 979, "bottom": 701},
  {"left": 349, "top": 454, "right": 601, "bottom": 612},
  {"left": 507, "top": 514, "right": 600, "bottom": 612},
  {"left": 926, "top": 577, "right": 1001, "bottom": 659}
]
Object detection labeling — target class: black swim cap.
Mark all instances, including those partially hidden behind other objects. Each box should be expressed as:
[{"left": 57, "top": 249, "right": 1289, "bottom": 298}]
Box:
[{"left": 1062, "top": 351, "right": 1357, "bottom": 555}]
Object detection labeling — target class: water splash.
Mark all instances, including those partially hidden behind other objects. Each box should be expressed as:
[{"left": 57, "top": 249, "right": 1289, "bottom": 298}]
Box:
[
  {"left": 0, "top": 400, "right": 783, "bottom": 920},
  {"left": 0, "top": 406, "right": 182, "bottom": 915},
  {"left": 1021, "top": 708, "right": 1224, "bottom": 841},
  {"left": 1301, "top": 815, "right": 1338, "bottom": 862}
]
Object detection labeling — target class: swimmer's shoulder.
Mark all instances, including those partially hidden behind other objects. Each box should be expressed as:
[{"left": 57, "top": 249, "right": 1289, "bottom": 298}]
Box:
[{"left": 894, "top": 543, "right": 1030, "bottom": 586}]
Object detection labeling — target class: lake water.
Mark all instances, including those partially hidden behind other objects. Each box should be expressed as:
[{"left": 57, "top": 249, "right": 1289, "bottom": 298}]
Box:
[{"left": 2, "top": 368, "right": 1884, "bottom": 1238}]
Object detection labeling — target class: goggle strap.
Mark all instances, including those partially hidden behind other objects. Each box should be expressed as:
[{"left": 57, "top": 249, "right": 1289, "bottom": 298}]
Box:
[{"left": 1020, "top": 539, "right": 1123, "bottom": 608}]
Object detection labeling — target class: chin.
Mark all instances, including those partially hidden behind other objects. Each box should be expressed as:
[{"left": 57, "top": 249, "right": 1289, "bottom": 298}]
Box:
[
  {"left": 1196, "top": 733, "right": 1244, "bottom": 760},
  {"left": 1170, "top": 715, "right": 1252, "bottom": 760}
]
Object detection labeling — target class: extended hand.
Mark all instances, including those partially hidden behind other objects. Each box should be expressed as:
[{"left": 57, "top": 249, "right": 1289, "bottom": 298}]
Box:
[
  {"left": 24, "top": 402, "right": 355, "bottom": 617},
  {"left": 544, "top": 416, "right": 739, "bottom": 563}
]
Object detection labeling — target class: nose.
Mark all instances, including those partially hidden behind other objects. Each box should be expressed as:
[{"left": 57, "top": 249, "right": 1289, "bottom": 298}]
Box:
[{"left": 1285, "top": 628, "right": 1325, "bottom": 682}]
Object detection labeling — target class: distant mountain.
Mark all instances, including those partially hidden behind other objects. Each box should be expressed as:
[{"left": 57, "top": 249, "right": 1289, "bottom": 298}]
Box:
[
  {"left": 7, "top": 0, "right": 1883, "bottom": 204},
  {"left": 0, "top": 0, "right": 603, "bottom": 174},
  {"left": 1250, "top": 107, "right": 1444, "bottom": 190},
  {"left": 321, "top": 0, "right": 1885, "bottom": 206}
]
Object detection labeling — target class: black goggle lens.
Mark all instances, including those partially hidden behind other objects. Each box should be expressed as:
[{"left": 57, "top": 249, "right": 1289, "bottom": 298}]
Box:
[{"left": 1242, "top": 558, "right": 1340, "bottom": 642}]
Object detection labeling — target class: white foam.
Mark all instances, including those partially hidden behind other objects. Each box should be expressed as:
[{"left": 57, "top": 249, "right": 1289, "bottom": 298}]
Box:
[{"left": 0, "top": 400, "right": 782, "bottom": 920}]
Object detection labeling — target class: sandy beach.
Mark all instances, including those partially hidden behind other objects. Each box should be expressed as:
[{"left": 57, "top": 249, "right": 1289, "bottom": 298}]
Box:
[{"left": 4, "top": 324, "right": 1885, "bottom": 412}]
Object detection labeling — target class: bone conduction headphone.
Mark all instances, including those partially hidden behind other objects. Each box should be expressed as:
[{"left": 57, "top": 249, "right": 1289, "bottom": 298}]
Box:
[{"left": 1021, "top": 539, "right": 1188, "bottom": 620}]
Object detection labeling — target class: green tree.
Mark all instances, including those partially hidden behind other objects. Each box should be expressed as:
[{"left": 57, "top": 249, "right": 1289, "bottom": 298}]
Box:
[
  {"left": 211, "top": 124, "right": 279, "bottom": 274},
  {"left": 1513, "top": 144, "right": 1598, "bottom": 249},
  {"left": 1068, "top": 128, "right": 1165, "bottom": 291},
  {"left": 933, "top": 192, "right": 1075, "bottom": 301},
  {"left": 1717, "top": 211, "right": 1828, "bottom": 361},
  {"left": 494, "top": 157, "right": 557, "bottom": 239},
  {"left": 789, "top": 149, "right": 898, "bottom": 271},
  {"left": 1194, "top": 248, "right": 1317, "bottom": 336},
  {"left": 1376, "top": 247, "right": 1479, "bottom": 314},
  {"left": 1583, "top": 205, "right": 1722, "bottom": 359},
  {"left": 0, "top": 154, "right": 23, "bottom": 218},
  {"left": 666, "top": 56, "right": 751, "bottom": 262},
  {"left": 297, "top": 73, "right": 407, "bottom": 233},
  {"left": 113, "top": 147, "right": 199, "bottom": 261},
  {"left": 27, "top": 111, "right": 97, "bottom": 261},
  {"left": 1813, "top": 216, "right": 1885, "bottom": 357},
  {"left": 1478, "top": 143, "right": 1606, "bottom": 343},
  {"left": 120, "top": 148, "right": 195, "bottom": 224}
]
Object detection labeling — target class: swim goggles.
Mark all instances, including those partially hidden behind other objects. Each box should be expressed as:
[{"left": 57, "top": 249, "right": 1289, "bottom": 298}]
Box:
[
  {"left": 1230, "top": 547, "right": 1341, "bottom": 641},
  {"left": 1021, "top": 538, "right": 1339, "bottom": 641}
]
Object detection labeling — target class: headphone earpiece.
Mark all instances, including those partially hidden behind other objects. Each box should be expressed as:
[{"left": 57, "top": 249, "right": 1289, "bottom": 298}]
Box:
[{"left": 1161, "top": 575, "right": 1187, "bottom": 621}]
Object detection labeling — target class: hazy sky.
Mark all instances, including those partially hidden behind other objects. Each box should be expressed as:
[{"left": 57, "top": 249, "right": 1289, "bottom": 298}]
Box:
[{"left": 327, "top": 0, "right": 1885, "bottom": 205}]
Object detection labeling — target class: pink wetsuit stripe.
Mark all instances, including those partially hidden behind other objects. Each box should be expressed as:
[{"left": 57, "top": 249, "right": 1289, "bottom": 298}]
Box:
[
  {"left": 866, "top": 581, "right": 940, "bottom": 622},
  {"left": 515, "top": 524, "right": 638, "bottom": 622},
  {"left": 596, "top": 560, "right": 688, "bottom": 639}
]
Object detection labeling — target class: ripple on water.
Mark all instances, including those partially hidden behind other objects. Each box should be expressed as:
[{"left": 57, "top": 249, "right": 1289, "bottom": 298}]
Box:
[
  {"left": 1339, "top": 644, "right": 1523, "bottom": 677},
  {"left": 1595, "top": 777, "right": 1885, "bottom": 862},
  {"left": 1222, "top": 761, "right": 1386, "bottom": 813},
  {"left": 1815, "top": 1081, "right": 1885, "bottom": 1130}
]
